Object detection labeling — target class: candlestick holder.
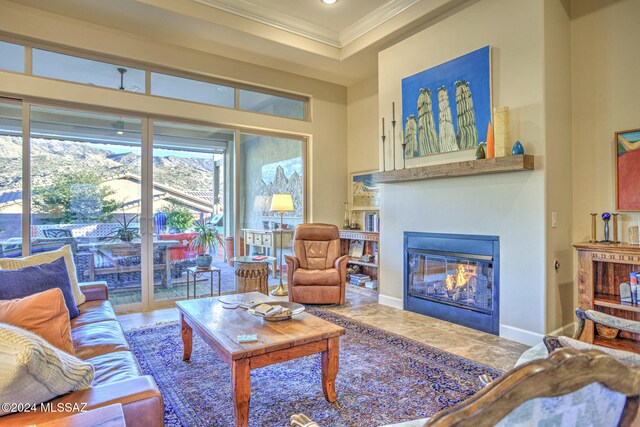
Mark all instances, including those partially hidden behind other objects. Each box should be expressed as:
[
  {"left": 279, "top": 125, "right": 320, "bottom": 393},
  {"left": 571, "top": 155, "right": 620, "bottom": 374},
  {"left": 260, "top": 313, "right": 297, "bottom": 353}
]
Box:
[
  {"left": 391, "top": 102, "right": 396, "bottom": 171},
  {"left": 381, "top": 117, "right": 386, "bottom": 172},
  {"left": 391, "top": 127, "right": 396, "bottom": 171},
  {"left": 600, "top": 212, "right": 612, "bottom": 244},
  {"left": 401, "top": 138, "right": 407, "bottom": 169},
  {"left": 381, "top": 133, "right": 386, "bottom": 171}
]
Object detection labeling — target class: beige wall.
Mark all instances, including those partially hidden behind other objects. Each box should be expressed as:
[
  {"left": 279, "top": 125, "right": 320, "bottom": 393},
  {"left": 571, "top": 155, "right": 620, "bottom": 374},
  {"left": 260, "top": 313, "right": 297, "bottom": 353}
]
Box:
[
  {"left": 572, "top": 0, "right": 640, "bottom": 244},
  {"left": 0, "top": 0, "right": 348, "bottom": 226},
  {"left": 347, "top": 76, "right": 379, "bottom": 176},
  {"left": 377, "top": 0, "right": 547, "bottom": 344},
  {"left": 544, "top": 0, "right": 574, "bottom": 335}
]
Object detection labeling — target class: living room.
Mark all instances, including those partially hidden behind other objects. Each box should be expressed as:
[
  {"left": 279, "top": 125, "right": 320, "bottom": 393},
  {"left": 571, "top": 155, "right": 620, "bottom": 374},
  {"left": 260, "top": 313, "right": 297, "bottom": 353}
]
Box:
[{"left": 0, "top": 0, "right": 639, "bottom": 426}]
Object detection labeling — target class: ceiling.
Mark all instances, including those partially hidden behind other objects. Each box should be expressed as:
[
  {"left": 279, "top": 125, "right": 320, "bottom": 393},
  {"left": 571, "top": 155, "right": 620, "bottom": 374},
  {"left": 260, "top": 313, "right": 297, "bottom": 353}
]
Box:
[
  {"left": 5, "top": 0, "right": 473, "bottom": 86},
  {"left": 193, "top": 0, "right": 409, "bottom": 47}
]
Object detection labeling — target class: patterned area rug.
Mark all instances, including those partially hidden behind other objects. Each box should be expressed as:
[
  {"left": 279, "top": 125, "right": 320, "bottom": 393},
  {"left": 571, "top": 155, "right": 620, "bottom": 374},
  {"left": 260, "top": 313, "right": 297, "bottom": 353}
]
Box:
[{"left": 125, "top": 309, "right": 502, "bottom": 427}]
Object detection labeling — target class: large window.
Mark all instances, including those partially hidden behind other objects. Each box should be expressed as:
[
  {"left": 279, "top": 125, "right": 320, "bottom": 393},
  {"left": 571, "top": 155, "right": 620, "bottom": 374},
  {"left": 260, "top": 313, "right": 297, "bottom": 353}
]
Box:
[
  {"left": 2, "top": 39, "right": 309, "bottom": 120},
  {"left": 151, "top": 72, "right": 234, "bottom": 108},
  {"left": 0, "top": 101, "right": 23, "bottom": 258},
  {"left": 0, "top": 41, "right": 24, "bottom": 73},
  {"left": 0, "top": 95, "right": 305, "bottom": 308},
  {"left": 152, "top": 121, "right": 230, "bottom": 301},
  {"left": 239, "top": 134, "right": 304, "bottom": 268},
  {"left": 32, "top": 49, "right": 146, "bottom": 92},
  {"left": 239, "top": 89, "right": 305, "bottom": 120},
  {"left": 30, "top": 105, "right": 144, "bottom": 306}
]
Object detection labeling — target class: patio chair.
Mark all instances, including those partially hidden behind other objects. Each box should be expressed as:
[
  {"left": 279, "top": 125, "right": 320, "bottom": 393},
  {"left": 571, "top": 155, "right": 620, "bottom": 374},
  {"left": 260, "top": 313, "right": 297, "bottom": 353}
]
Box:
[{"left": 42, "top": 228, "right": 73, "bottom": 238}]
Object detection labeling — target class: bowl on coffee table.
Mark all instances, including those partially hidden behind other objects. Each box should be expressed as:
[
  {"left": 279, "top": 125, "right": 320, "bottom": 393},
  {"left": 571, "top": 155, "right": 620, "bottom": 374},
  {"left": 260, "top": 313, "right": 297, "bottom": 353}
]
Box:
[{"left": 248, "top": 301, "right": 305, "bottom": 321}]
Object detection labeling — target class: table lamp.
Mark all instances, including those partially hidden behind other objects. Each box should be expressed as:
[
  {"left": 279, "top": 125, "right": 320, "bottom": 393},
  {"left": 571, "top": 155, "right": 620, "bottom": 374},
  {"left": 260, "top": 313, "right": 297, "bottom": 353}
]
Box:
[{"left": 270, "top": 193, "right": 294, "bottom": 296}]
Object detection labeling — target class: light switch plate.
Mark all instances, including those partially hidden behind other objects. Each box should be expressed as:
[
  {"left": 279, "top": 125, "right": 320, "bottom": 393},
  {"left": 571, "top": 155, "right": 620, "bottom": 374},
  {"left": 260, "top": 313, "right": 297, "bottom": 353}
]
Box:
[{"left": 551, "top": 212, "right": 558, "bottom": 228}]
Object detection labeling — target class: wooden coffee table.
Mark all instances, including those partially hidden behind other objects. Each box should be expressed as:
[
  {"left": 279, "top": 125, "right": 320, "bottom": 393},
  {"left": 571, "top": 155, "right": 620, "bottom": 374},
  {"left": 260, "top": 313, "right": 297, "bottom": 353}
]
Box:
[{"left": 176, "top": 292, "right": 346, "bottom": 427}]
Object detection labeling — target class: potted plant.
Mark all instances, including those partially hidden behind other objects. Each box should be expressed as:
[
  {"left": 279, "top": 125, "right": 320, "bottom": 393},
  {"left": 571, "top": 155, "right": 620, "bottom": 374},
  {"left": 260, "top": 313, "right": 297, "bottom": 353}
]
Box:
[
  {"left": 110, "top": 209, "right": 140, "bottom": 243},
  {"left": 190, "top": 220, "right": 223, "bottom": 268}
]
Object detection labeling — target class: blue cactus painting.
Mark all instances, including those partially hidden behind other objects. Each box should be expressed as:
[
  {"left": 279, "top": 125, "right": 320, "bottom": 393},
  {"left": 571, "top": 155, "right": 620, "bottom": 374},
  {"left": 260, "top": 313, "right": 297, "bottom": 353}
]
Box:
[{"left": 402, "top": 46, "right": 492, "bottom": 158}]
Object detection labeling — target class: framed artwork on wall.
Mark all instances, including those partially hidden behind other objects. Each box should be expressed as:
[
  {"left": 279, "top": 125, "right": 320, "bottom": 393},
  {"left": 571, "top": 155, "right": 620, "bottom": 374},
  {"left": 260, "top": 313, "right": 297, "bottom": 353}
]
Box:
[
  {"left": 350, "top": 171, "right": 380, "bottom": 210},
  {"left": 616, "top": 128, "right": 640, "bottom": 211},
  {"left": 401, "top": 45, "right": 492, "bottom": 159}
]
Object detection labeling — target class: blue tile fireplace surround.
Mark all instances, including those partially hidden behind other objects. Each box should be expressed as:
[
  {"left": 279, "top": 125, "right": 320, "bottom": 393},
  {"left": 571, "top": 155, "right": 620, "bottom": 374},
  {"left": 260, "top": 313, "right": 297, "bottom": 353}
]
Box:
[{"left": 404, "top": 232, "right": 500, "bottom": 335}]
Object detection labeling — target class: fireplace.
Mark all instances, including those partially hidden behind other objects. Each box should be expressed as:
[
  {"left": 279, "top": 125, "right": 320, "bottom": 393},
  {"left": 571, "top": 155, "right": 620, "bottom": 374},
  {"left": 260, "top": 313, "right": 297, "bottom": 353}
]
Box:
[{"left": 404, "top": 232, "right": 499, "bottom": 334}]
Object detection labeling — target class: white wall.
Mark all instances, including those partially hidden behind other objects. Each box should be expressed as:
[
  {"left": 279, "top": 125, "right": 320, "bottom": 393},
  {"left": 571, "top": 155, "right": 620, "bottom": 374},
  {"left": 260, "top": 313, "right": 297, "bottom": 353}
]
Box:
[{"left": 377, "top": 0, "right": 547, "bottom": 344}]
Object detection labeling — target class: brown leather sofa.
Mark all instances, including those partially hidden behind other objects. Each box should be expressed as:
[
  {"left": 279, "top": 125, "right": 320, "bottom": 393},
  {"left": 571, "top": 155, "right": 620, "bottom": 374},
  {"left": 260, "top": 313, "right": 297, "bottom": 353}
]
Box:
[
  {"left": 285, "top": 223, "right": 348, "bottom": 305},
  {"left": 0, "top": 283, "right": 164, "bottom": 427}
]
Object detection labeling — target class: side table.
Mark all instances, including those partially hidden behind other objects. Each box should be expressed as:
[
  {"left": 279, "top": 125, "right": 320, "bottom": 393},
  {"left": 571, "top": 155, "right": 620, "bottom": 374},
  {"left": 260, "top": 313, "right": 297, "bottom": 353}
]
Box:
[
  {"left": 186, "top": 266, "right": 221, "bottom": 299},
  {"left": 230, "top": 256, "right": 275, "bottom": 295}
]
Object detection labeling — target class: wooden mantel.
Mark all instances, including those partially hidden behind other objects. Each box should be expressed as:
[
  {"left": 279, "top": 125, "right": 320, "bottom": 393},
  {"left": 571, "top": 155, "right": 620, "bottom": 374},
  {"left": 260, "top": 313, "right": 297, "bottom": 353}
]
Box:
[{"left": 372, "top": 154, "right": 534, "bottom": 184}]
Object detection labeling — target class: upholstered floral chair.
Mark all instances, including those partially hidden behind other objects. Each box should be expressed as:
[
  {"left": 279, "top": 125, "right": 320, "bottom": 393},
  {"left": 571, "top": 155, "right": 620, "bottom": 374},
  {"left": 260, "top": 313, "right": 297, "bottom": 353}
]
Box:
[
  {"left": 291, "top": 348, "right": 640, "bottom": 427},
  {"left": 516, "top": 308, "right": 640, "bottom": 368}
]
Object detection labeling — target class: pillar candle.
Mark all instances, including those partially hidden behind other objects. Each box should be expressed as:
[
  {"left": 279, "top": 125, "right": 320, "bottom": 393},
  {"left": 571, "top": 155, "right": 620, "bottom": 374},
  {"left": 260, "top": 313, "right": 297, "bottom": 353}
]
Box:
[
  {"left": 486, "top": 123, "right": 495, "bottom": 159},
  {"left": 493, "top": 107, "right": 510, "bottom": 157}
]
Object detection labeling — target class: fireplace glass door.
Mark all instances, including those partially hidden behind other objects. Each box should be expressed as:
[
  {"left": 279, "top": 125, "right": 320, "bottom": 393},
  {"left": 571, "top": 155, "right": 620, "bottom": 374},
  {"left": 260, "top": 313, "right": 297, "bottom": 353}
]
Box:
[{"left": 407, "top": 250, "right": 494, "bottom": 314}]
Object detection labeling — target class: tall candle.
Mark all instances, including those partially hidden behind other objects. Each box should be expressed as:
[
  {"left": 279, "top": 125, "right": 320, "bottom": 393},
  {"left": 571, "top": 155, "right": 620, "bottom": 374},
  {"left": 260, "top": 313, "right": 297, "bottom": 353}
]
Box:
[
  {"left": 382, "top": 117, "right": 385, "bottom": 134},
  {"left": 486, "top": 123, "right": 495, "bottom": 159},
  {"left": 590, "top": 213, "right": 597, "bottom": 242},
  {"left": 392, "top": 102, "right": 395, "bottom": 121},
  {"left": 613, "top": 213, "right": 619, "bottom": 243}
]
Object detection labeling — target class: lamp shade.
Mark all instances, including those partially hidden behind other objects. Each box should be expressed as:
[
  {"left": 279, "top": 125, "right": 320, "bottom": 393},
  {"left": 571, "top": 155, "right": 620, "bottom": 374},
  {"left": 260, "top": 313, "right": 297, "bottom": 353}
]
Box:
[{"left": 270, "top": 194, "right": 294, "bottom": 212}]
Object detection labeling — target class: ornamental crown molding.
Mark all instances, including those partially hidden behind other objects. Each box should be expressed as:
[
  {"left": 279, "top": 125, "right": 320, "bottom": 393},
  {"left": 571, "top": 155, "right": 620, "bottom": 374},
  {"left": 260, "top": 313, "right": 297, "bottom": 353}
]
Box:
[{"left": 192, "top": 0, "right": 421, "bottom": 48}]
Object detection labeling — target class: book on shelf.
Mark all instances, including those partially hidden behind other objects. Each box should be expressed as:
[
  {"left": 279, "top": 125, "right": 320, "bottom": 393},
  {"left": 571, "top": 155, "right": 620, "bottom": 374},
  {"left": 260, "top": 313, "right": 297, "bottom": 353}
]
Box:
[
  {"left": 363, "top": 212, "right": 380, "bottom": 232},
  {"left": 350, "top": 274, "right": 371, "bottom": 284},
  {"left": 364, "top": 280, "right": 378, "bottom": 289},
  {"left": 348, "top": 240, "right": 365, "bottom": 258}
]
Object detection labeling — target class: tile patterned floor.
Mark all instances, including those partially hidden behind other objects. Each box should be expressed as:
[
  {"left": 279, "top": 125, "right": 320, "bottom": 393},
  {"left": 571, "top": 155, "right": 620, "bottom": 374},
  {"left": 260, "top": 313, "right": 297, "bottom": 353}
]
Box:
[{"left": 118, "top": 286, "right": 530, "bottom": 372}]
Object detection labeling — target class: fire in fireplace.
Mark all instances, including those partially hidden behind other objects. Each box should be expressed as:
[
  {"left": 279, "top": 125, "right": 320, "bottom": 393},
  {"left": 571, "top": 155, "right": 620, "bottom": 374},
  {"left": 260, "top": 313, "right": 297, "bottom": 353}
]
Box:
[
  {"left": 408, "top": 252, "right": 493, "bottom": 314},
  {"left": 404, "top": 233, "right": 499, "bottom": 334}
]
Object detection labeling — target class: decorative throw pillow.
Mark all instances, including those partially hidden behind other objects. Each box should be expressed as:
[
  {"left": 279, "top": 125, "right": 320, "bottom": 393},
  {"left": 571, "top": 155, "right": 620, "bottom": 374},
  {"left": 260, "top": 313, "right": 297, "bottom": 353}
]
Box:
[
  {"left": 0, "top": 257, "right": 80, "bottom": 318},
  {"left": 0, "top": 323, "right": 93, "bottom": 415},
  {"left": 0, "top": 288, "right": 74, "bottom": 354},
  {"left": 0, "top": 245, "right": 86, "bottom": 306}
]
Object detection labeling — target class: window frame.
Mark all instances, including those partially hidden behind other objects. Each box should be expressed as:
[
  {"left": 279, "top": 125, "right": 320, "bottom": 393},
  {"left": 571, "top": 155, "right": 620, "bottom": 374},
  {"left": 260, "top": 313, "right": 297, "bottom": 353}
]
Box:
[{"left": 0, "top": 36, "right": 310, "bottom": 121}]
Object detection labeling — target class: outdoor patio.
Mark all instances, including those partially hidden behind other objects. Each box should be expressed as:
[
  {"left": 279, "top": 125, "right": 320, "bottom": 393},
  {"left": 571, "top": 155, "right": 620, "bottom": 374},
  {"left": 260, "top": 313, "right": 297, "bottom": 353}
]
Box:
[{"left": 109, "top": 258, "right": 282, "bottom": 306}]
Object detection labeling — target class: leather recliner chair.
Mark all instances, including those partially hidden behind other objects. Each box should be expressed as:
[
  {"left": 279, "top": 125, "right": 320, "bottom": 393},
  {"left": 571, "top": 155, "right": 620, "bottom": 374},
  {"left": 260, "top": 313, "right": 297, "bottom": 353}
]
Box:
[{"left": 285, "top": 223, "right": 348, "bottom": 305}]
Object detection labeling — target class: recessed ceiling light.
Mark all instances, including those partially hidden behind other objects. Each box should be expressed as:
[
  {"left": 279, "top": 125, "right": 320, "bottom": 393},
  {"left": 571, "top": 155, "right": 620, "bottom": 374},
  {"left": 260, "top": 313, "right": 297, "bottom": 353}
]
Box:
[
  {"left": 116, "top": 131, "right": 124, "bottom": 135},
  {"left": 321, "top": 0, "right": 338, "bottom": 4}
]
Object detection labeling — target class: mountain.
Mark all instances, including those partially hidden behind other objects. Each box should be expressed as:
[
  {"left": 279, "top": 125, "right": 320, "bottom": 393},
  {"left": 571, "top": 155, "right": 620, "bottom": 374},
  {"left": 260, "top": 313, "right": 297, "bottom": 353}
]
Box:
[{"left": 0, "top": 136, "right": 217, "bottom": 195}]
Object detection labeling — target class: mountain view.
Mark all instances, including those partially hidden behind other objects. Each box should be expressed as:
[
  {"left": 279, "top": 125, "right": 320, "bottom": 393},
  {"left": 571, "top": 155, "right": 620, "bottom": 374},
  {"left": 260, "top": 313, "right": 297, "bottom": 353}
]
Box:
[
  {"left": 259, "top": 165, "right": 303, "bottom": 218},
  {"left": 0, "top": 136, "right": 216, "bottom": 195}
]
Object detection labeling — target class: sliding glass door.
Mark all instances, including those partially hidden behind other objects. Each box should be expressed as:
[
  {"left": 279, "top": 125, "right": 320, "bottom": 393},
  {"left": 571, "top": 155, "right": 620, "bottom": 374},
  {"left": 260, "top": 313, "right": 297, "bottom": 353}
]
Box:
[
  {"left": 29, "top": 105, "right": 145, "bottom": 308},
  {"left": 0, "top": 101, "right": 23, "bottom": 259},
  {"left": 151, "top": 121, "right": 231, "bottom": 303},
  {"left": 0, "top": 98, "right": 308, "bottom": 310}
]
